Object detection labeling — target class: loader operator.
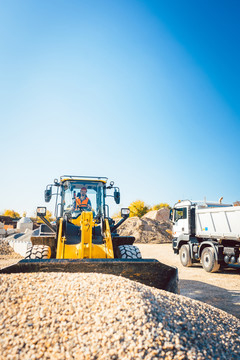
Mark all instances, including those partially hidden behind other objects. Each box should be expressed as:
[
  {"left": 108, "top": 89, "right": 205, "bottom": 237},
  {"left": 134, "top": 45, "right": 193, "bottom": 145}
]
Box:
[{"left": 74, "top": 187, "right": 92, "bottom": 211}]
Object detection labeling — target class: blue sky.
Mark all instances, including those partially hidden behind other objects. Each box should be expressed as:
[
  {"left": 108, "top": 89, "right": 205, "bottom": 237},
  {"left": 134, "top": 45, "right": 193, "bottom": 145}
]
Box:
[{"left": 0, "top": 0, "right": 239, "bottom": 216}]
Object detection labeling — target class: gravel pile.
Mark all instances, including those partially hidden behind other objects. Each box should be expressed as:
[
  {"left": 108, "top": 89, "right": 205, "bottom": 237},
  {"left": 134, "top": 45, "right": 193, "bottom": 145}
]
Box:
[
  {"left": 0, "top": 273, "right": 239, "bottom": 360},
  {"left": 0, "top": 239, "right": 22, "bottom": 258}
]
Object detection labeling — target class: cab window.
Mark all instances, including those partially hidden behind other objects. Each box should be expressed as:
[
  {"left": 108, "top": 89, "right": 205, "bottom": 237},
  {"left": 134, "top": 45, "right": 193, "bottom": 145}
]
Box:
[
  {"left": 174, "top": 207, "right": 187, "bottom": 221},
  {"left": 62, "top": 181, "right": 104, "bottom": 218}
]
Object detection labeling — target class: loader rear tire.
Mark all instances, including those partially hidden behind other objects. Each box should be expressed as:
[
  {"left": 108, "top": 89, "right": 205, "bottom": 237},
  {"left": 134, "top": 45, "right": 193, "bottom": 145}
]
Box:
[
  {"left": 25, "top": 245, "right": 51, "bottom": 259},
  {"left": 179, "top": 244, "right": 192, "bottom": 267},
  {"left": 201, "top": 247, "right": 220, "bottom": 273},
  {"left": 116, "top": 245, "right": 142, "bottom": 259}
]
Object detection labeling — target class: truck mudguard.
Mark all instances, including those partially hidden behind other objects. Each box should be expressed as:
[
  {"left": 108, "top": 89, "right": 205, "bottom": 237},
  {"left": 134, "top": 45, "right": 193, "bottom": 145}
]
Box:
[{"left": 198, "top": 241, "right": 219, "bottom": 261}]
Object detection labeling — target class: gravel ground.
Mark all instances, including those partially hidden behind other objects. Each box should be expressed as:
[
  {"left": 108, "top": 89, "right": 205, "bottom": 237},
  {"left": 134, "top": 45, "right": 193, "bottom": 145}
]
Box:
[
  {"left": 138, "top": 244, "right": 240, "bottom": 319},
  {"left": 0, "top": 272, "right": 239, "bottom": 360}
]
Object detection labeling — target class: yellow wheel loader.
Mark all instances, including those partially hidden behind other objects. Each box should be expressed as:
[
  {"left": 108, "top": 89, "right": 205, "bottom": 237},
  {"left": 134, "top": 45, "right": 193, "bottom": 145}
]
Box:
[{"left": 0, "top": 175, "right": 178, "bottom": 293}]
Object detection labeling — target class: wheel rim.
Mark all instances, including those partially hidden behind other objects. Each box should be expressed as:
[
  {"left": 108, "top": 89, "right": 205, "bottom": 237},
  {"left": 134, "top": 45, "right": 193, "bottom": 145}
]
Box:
[{"left": 204, "top": 253, "right": 210, "bottom": 264}]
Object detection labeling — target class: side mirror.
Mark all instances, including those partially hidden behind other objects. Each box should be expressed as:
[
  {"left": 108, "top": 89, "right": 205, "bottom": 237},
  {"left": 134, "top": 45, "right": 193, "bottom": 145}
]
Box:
[
  {"left": 37, "top": 207, "right": 46, "bottom": 216},
  {"left": 45, "top": 188, "right": 52, "bottom": 203},
  {"left": 114, "top": 189, "right": 120, "bottom": 204},
  {"left": 121, "top": 208, "right": 130, "bottom": 218},
  {"left": 169, "top": 209, "right": 173, "bottom": 222}
]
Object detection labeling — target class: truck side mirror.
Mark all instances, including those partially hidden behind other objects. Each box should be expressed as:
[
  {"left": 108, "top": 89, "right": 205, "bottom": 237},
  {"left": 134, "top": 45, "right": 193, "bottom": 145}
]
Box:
[
  {"left": 169, "top": 209, "right": 173, "bottom": 222},
  {"left": 45, "top": 188, "right": 52, "bottom": 203},
  {"left": 114, "top": 189, "right": 120, "bottom": 204}
]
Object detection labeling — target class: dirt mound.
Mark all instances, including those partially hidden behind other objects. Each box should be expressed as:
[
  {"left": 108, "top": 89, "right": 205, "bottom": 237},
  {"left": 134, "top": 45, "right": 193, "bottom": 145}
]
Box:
[{"left": 117, "top": 209, "right": 172, "bottom": 243}]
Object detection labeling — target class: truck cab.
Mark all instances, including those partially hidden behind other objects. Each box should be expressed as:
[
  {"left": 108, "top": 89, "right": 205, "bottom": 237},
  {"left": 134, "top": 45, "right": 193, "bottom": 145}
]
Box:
[{"left": 172, "top": 200, "right": 191, "bottom": 239}]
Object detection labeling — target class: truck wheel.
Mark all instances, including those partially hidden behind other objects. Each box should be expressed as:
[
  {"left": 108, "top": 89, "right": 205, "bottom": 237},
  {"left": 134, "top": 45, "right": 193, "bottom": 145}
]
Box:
[
  {"left": 116, "top": 245, "right": 142, "bottom": 259},
  {"left": 201, "top": 247, "right": 220, "bottom": 273},
  {"left": 179, "top": 244, "right": 192, "bottom": 267},
  {"left": 25, "top": 245, "right": 51, "bottom": 259}
]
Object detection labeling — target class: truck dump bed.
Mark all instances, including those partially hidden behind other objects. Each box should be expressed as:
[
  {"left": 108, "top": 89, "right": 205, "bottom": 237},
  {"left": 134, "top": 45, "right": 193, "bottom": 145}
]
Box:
[{"left": 196, "top": 206, "right": 240, "bottom": 241}]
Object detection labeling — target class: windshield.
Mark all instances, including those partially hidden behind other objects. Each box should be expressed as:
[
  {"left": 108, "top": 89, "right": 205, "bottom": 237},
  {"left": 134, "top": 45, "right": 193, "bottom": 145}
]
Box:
[{"left": 62, "top": 180, "right": 104, "bottom": 218}]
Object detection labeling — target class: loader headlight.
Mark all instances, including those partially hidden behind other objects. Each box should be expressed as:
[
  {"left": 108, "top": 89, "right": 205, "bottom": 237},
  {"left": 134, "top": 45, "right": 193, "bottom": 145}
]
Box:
[
  {"left": 121, "top": 208, "right": 130, "bottom": 218},
  {"left": 37, "top": 207, "right": 47, "bottom": 216}
]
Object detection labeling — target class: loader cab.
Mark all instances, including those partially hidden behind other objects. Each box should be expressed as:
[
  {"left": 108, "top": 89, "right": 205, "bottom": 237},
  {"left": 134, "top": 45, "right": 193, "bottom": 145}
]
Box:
[{"left": 61, "top": 179, "right": 105, "bottom": 224}]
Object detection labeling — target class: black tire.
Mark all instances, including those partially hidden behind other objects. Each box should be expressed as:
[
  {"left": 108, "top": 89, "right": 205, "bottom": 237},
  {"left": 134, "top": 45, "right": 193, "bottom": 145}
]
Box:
[
  {"left": 179, "top": 244, "right": 192, "bottom": 267},
  {"left": 116, "top": 245, "right": 142, "bottom": 259},
  {"left": 201, "top": 247, "right": 220, "bottom": 273},
  {"left": 25, "top": 245, "right": 51, "bottom": 259}
]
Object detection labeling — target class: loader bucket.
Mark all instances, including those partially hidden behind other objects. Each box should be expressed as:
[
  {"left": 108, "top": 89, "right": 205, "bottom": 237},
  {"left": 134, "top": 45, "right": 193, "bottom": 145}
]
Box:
[{"left": 0, "top": 259, "right": 179, "bottom": 294}]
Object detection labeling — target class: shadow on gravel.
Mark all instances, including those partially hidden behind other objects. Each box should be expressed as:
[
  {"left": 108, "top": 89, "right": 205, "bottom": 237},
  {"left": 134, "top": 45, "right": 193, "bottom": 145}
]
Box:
[{"left": 180, "top": 279, "right": 240, "bottom": 319}]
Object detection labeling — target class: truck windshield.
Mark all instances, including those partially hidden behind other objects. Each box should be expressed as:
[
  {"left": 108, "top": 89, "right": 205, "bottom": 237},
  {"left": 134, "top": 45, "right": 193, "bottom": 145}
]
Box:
[
  {"left": 174, "top": 207, "right": 187, "bottom": 221},
  {"left": 62, "top": 181, "right": 104, "bottom": 218}
]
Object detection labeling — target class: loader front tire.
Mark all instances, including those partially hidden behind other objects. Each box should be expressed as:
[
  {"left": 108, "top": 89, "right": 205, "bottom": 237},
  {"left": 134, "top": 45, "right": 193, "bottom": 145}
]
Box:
[
  {"left": 25, "top": 245, "right": 51, "bottom": 259},
  {"left": 116, "top": 245, "right": 142, "bottom": 259},
  {"left": 179, "top": 244, "right": 192, "bottom": 267}
]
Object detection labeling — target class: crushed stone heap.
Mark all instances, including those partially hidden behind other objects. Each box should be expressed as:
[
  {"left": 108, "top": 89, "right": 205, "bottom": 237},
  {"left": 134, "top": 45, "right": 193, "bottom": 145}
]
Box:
[
  {"left": 0, "top": 239, "right": 22, "bottom": 258},
  {"left": 0, "top": 273, "right": 239, "bottom": 360}
]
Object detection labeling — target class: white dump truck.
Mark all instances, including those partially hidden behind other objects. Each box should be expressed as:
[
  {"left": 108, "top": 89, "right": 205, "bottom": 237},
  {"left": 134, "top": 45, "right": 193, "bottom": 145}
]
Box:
[{"left": 170, "top": 199, "right": 240, "bottom": 272}]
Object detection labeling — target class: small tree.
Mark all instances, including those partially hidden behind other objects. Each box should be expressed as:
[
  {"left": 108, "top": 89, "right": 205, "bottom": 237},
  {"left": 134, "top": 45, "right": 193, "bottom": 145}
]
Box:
[
  {"left": 129, "top": 200, "right": 149, "bottom": 218},
  {"left": 3, "top": 209, "right": 20, "bottom": 218}
]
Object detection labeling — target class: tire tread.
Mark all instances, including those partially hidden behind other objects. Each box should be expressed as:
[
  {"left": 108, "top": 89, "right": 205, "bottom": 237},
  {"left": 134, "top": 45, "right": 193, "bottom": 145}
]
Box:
[
  {"left": 116, "top": 245, "right": 142, "bottom": 259},
  {"left": 25, "top": 245, "right": 51, "bottom": 259}
]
